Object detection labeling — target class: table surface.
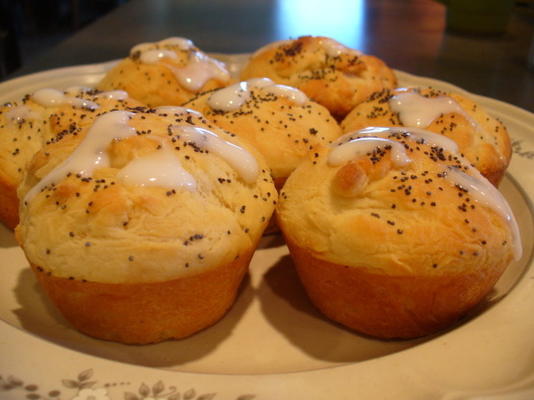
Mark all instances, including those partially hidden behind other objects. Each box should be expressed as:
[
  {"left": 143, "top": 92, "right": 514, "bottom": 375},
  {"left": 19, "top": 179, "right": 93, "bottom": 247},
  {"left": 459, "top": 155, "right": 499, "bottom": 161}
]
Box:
[{"left": 5, "top": 0, "right": 534, "bottom": 112}]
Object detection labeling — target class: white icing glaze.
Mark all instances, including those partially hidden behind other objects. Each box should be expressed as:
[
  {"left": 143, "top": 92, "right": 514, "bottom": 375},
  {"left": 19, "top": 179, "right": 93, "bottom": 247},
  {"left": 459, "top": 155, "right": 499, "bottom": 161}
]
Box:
[
  {"left": 139, "top": 49, "right": 178, "bottom": 64},
  {"left": 32, "top": 88, "right": 98, "bottom": 110},
  {"left": 331, "top": 126, "right": 522, "bottom": 260},
  {"left": 446, "top": 166, "right": 522, "bottom": 260},
  {"left": 117, "top": 145, "right": 196, "bottom": 191},
  {"left": 208, "top": 82, "right": 250, "bottom": 112},
  {"left": 328, "top": 136, "right": 412, "bottom": 167},
  {"left": 247, "top": 77, "right": 273, "bottom": 88},
  {"left": 389, "top": 90, "right": 480, "bottom": 131},
  {"left": 263, "top": 83, "right": 308, "bottom": 104},
  {"left": 318, "top": 38, "right": 349, "bottom": 57},
  {"left": 155, "top": 106, "right": 202, "bottom": 117},
  {"left": 130, "top": 37, "right": 230, "bottom": 92},
  {"left": 207, "top": 78, "right": 308, "bottom": 112},
  {"left": 356, "top": 126, "right": 459, "bottom": 154},
  {"left": 93, "top": 90, "right": 129, "bottom": 101},
  {"left": 172, "top": 125, "right": 259, "bottom": 184},
  {"left": 170, "top": 52, "right": 230, "bottom": 92},
  {"left": 63, "top": 87, "right": 128, "bottom": 101},
  {"left": 4, "top": 105, "right": 41, "bottom": 124},
  {"left": 130, "top": 37, "right": 193, "bottom": 56},
  {"left": 24, "top": 111, "right": 136, "bottom": 203}
]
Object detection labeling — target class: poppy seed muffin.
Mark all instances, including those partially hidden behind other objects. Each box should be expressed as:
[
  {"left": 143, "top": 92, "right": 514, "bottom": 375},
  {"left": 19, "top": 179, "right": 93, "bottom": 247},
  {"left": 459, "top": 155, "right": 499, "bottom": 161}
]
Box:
[
  {"left": 276, "top": 126, "right": 521, "bottom": 339},
  {"left": 16, "top": 106, "right": 277, "bottom": 344},
  {"left": 97, "top": 37, "right": 231, "bottom": 107},
  {"left": 0, "top": 87, "right": 143, "bottom": 229},
  {"left": 240, "top": 36, "right": 397, "bottom": 120},
  {"left": 341, "top": 87, "right": 512, "bottom": 185},
  {"left": 185, "top": 77, "right": 342, "bottom": 189}
]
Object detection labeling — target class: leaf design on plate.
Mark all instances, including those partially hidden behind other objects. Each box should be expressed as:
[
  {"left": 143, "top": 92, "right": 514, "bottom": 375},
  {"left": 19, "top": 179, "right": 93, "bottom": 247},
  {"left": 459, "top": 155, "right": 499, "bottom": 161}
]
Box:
[
  {"left": 124, "top": 391, "right": 141, "bottom": 400},
  {"left": 139, "top": 382, "right": 150, "bottom": 397},
  {"left": 152, "top": 380, "right": 165, "bottom": 396},
  {"left": 183, "top": 388, "right": 196, "bottom": 400},
  {"left": 78, "top": 369, "right": 93, "bottom": 382},
  {"left": 62, "top": 379, "right": 80, "bottom": 389},
  {"left": 236, "top": 395, "right": 256, "bottom": 400}
]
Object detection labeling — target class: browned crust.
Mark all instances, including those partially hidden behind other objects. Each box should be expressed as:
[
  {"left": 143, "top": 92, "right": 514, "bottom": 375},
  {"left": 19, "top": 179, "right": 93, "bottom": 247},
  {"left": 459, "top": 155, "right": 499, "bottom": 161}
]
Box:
[
  {"left": 31, "top": 248, "right": 254, "bottom": 344},
  {"left": 284, "top": 237, "right": 507, "bottom": 339},
  {"left": 0, "top": 174, "right": 18, "bottom": 229}
]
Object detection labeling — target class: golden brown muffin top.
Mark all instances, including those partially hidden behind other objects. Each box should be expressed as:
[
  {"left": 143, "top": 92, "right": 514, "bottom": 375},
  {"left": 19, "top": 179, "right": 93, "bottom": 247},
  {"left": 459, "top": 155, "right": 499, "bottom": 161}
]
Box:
[
  {"left": 240, "top": 36, "right": 397, "bottom": 119},
  {"left": 17, "top": 106, "right": 276, "bottom": 284},
  {"left": 277, "top": 127, "right": 520, "bottom": 276},
  {"left": 341, "top": 87, "right": 512, "bottom": 185},
  {"left": 97, "top": 37, "right": 232, "bottom": 107},
  {"left": 185, "top": 78, "right": 342, "bottom": 180},
  {"left": 0, "top": 88, "right": 144, "bottom": 189}
]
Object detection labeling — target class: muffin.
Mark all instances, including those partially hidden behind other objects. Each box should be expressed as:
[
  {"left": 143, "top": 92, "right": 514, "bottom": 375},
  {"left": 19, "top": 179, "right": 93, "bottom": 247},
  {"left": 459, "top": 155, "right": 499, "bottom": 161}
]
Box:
[
  {"left": 276, "top": 126, "right": 521, "bottom": 339},
  {"left": 0, "top": 87, "right": 142, "bottom": 229},
  {"left": 184, "top": 77, "right": 342, "bottom": 189},
  {"left": 341, "top": 87, "right": 512, "bottom": 185},
  {"left": 16, "top": 106, "right": 277, "bottom": 344},
  {"left": 97, "top": 37, "right": 231, "bottom": 107},
  {"left": 240, "top": 36, "right": 397, "bottom": 120}
]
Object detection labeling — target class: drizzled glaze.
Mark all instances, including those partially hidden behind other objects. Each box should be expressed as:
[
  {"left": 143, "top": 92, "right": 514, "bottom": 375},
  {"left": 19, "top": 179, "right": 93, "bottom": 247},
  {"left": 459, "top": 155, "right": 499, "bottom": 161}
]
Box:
[
  {"left": 318, "top": 37, "right": 351, "bottom": 57},
  {"left": 31, "top": 88, "right": 129, "bottom": 111},
  {"left": 32, "top": 88, "right": 99, "bottom": 110},
  {"left": 171, "top": 125, "right": 259, "bottom": 184},
  {"left": 329, "top": 126, "right": 522, "bottom": 260},
  {"left": 4, "top": 105, "right": 41, "bottom": 124},
  {"left": 24, "top": 111, "right": 136, "bottom": 203},
  {"left": 207, "top": 78, "right": 308, "bottom": 112},
  {"left": 446, "top": 166, "right": 522, "bottom": 260},
  {"left": 63, "top": 87, "right": 129, "bottom": 101},
  {"left": 117, "top": 142, "right": 196, "bottom": 190},
  {"left": 355, "top": 126, "right": 459, "bottom": 154},
  {"left": 130, "top": 37, "right": 230, "bottom": 92},
  {"left": 389, "top": 90, "right": 480, "bottom": 131},
  {"left": 155, "top": 106, "right": 202, "bottom": 117},
  {"left": 328, "top": 136, "right": 412, "bottom": 167}
]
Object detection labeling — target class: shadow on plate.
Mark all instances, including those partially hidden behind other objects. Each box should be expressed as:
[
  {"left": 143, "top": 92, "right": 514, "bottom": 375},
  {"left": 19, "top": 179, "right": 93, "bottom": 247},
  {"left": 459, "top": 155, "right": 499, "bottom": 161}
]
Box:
[
  {"left": 0, "top": 225, "right": 17, "bottom": 248},
  {"left": 257, "top": 255, "right": 430, "bottom": 364}
]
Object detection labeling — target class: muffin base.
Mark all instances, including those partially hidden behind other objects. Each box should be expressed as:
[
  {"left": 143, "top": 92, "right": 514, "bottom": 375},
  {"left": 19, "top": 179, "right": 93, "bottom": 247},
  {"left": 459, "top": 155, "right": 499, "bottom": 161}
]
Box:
[
  {"left": 0, "top": 179, "right": 18, "bottom": 229},
  {"left": 285, "top": 238, "right": 507, "bottom": 339},
  {"left": 31, "top": 249, "right": 253, "bottom": 344}
]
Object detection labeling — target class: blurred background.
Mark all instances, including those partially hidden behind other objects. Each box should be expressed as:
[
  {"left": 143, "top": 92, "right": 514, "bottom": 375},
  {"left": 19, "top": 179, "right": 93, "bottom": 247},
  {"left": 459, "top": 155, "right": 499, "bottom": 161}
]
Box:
[
  {"left": 1, "top": 0, "right": 533, "bottom": 113},
  {"left": 0, "top": 0, "right": 129, "bottom": 78}
]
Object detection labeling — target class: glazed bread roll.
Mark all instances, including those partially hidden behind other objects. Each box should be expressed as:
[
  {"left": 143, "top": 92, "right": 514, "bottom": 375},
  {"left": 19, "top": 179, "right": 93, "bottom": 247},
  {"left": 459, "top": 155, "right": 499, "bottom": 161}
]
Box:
[
  {"left": 277, "top": 126, "right": 521, "bottom": 339},
  {"left": 240, "top": 36, "right": 397, "bottom": 120},
  {"left": 97, "top": 37, "right": 231, "bottom": 107},
  {"left": 341, "top": 87, "right": 512, "bottom": 185},
  {"left": 0, "top": 87, "right": 142, "bottom": 229},
  {"left": 16, "top": 106, "right": 277, "bottom": 344},
  {"left": 184, "top": 78, "right": 342, "bottom": 189}
]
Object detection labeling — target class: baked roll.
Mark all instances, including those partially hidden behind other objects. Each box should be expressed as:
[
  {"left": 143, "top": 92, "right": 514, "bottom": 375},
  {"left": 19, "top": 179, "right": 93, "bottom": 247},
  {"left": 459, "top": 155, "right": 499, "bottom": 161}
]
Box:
[
  {"left": 97, "top": 37, "right": 231, "bottom": 107},
  {"left": 240, "top": 36, "right": 397, "bottom": 120},
  {"left": 341, "top": 87, "right": 512, "bottom": 185},
  {"left": 276, "top": 126, "right": 521, "bottom": 339},
  {"left": 184, "top": 77, "right": 342, "bottom": 189},
  {"left": 16, "top": 106, "right": 276, "bottom": 344},
  {"left": 0, "top": 87, "right": 142, "bottom": 229}
]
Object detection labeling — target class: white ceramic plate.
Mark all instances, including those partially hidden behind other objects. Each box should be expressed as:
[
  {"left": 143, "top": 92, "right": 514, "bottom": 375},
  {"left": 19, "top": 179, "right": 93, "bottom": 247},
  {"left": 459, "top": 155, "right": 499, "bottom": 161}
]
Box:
[{"left": 1, "top": 55, "right": 534, "bottom": 400}]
